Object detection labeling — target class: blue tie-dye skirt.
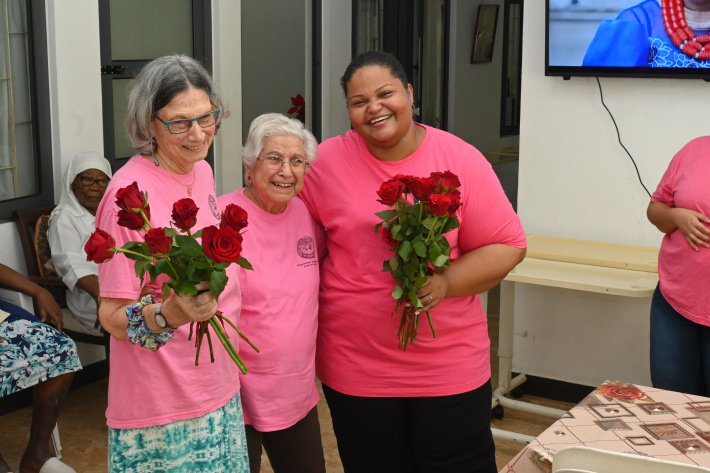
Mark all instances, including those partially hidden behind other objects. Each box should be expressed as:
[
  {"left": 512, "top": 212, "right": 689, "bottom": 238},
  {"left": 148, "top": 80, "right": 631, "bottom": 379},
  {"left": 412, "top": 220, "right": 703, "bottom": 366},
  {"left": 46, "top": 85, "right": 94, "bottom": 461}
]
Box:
[
  {"left": 108, "top": 391, "right": 250, "bottom": 472},
  {"left": 0, "top": 300, "right": 82, "bottom": 397}
]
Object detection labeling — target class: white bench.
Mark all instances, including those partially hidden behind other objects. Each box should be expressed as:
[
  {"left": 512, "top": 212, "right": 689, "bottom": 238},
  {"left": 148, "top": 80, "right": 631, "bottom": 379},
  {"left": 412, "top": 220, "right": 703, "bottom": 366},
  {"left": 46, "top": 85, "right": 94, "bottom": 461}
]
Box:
[{"left": 490, "top": 235, "right": 659, "bottom": 444}]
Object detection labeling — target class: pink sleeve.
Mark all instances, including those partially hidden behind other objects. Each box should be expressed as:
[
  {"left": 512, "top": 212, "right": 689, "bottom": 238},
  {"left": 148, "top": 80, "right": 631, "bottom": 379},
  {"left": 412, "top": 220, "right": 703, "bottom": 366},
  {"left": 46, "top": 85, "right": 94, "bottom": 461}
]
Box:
[
  {"left": 651, "top": 152, "right": 682, "bottom": 206},
  {"left": 457, "top": 159, "right": 526, "bottom": 253}
]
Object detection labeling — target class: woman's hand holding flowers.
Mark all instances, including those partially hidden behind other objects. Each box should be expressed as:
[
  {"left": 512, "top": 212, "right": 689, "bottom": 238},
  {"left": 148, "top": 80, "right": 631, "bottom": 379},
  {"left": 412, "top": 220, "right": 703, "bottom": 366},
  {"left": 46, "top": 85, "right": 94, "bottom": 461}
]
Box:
[
  {"left": 375, "top": 171, "right": 462, "bottom": 350},
  {"left": 86, "top": 181, "right": 257, "bottom": 373},
  {"left": 162, "top": 282, "right": 218, "bottom": 327}
]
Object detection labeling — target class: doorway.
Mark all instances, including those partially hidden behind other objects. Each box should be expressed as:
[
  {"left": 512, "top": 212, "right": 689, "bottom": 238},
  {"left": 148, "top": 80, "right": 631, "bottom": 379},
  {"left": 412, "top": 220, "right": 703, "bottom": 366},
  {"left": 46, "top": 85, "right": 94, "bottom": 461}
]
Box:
[
  {"left": 98, "top": 0, "right": 211, "bottom": 171},
  {"left": 353, "top": 0, "right": 449, "bottom": 129}
]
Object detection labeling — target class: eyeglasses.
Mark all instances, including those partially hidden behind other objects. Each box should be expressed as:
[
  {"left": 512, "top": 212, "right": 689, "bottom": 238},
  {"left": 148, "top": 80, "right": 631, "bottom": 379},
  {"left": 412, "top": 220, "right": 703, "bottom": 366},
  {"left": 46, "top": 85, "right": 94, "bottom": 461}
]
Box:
[
  {"left": 154, "top": 109, "right": 221, "bottom": 134},
  {"left": 80, "top": 176, "right": 110, "bottom": 188},
  {"left": 256, "top": 155, "right": 311, "bottom": 172}
]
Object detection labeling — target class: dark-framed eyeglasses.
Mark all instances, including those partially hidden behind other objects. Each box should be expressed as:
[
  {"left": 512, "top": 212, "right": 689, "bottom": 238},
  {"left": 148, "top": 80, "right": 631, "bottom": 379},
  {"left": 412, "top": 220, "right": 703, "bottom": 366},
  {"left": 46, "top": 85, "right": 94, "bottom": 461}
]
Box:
[
  {"left": 154, "top": 109, "right": 221, "bottom": 134},
  {"left": 256, "top": 155, "right": 311, "bottom": 172},
  {"left": 80, "top": 176, "right": 110, "bottom": 188}
]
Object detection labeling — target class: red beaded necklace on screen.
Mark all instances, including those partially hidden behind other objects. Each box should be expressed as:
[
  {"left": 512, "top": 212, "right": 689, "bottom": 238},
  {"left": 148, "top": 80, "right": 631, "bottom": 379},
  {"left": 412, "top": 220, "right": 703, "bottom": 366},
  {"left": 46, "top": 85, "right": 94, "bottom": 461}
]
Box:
[{"left": 662, "top": 0, "right": 710, "bottom": 60}]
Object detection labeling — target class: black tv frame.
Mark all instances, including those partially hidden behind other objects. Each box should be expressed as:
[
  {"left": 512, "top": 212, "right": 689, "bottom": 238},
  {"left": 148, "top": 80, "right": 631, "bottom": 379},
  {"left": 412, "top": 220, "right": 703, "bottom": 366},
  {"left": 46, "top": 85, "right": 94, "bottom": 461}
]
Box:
[{"left": 544, "top": 2, "right": 710, "bottom": 81}]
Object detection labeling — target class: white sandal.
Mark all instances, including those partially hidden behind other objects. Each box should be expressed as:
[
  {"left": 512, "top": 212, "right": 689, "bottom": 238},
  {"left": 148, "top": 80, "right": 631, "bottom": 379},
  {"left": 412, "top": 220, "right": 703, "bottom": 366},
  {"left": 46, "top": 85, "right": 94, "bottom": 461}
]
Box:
[{"left": 38, "top": 457, "right": 76, "bottom": 473}]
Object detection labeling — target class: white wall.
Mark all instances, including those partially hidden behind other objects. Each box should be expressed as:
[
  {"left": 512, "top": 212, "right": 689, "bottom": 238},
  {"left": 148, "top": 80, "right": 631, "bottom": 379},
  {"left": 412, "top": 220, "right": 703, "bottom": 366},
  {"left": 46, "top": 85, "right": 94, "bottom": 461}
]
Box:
[{"left": 515, "top": 5, "right": 710, "bottom": 387}]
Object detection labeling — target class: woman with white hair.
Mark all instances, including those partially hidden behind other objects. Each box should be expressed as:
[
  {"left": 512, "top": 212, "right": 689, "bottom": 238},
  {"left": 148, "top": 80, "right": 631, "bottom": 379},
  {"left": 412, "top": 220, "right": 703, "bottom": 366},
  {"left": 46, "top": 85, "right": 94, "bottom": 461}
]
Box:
[
  {"left": 218, "top": 113, "right": 326, "bottom": 473},
  {"left": 48, "top": 151, "right": 113, "bottom": 334}
]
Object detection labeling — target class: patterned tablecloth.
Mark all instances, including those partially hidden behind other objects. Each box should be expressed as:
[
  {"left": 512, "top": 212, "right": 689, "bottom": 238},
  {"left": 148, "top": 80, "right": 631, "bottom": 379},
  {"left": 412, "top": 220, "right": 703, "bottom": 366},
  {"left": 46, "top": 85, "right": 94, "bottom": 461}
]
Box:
[{"left": 500, "top": 381, "right": 710, "bottom": 472}]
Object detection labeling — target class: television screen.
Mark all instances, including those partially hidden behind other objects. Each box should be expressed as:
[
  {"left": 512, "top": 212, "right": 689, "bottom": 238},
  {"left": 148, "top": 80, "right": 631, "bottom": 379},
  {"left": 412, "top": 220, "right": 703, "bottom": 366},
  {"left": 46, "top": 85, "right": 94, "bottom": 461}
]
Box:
[{"left": 546, "top": 0, "right": 710, "bottom": 79}]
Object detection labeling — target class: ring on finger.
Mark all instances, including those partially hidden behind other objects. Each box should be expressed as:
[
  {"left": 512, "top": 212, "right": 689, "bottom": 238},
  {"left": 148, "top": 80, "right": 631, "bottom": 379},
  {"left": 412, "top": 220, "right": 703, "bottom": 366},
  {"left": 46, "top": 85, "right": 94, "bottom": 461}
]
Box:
[
  {"left": 193, "top": 296, "right": 200, "bottom": 307},
  {"left": 429, "top": 294, "right": 433, "bottom": 302}
]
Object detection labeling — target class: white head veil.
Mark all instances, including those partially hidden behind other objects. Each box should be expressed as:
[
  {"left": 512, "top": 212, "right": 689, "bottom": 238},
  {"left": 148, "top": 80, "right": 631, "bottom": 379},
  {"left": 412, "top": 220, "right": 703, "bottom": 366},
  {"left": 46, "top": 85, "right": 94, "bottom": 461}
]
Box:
[{"left": 50, "top": 151, "right": 113, "bottom": 219}]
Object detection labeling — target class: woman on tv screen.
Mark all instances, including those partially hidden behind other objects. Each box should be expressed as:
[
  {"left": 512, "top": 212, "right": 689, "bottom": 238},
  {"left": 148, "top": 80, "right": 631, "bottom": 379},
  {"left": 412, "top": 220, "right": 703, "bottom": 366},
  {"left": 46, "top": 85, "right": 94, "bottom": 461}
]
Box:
[{"left": 583, "top": 0, "right": 710, "bottom": 68}]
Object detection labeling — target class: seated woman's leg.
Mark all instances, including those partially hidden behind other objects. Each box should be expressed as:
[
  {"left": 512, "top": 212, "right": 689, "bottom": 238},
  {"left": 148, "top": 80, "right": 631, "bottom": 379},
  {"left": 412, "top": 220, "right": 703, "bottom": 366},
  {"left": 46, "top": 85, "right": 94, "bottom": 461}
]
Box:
[{"left": 19, "top": 372, "right": 74, "bottom": 473}]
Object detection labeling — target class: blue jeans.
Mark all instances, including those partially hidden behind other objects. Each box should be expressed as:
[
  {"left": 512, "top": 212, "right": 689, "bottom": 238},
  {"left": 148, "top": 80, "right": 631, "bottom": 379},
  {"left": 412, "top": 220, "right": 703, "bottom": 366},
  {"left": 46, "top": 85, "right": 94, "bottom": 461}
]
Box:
[{"left": 650, "top": 284, "right": 710, "bottom": 395}]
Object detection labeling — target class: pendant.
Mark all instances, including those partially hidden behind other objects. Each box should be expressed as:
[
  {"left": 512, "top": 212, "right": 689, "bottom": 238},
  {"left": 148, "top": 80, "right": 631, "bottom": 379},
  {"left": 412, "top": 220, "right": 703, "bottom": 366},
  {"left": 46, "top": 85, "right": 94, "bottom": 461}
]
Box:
[{"left": 188, "top": 186, "right": 193, "bottom": 197}]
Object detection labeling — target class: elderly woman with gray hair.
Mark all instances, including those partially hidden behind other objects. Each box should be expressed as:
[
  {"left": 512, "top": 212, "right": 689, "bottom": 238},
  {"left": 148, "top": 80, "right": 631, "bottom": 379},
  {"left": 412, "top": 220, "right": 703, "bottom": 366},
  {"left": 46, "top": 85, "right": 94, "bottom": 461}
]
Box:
[
  {"left": 95, "top": 54, "right": 249, "bottom": 471},
  {"left": 218, "top": 113, "right": 326, "bottom": 473}
]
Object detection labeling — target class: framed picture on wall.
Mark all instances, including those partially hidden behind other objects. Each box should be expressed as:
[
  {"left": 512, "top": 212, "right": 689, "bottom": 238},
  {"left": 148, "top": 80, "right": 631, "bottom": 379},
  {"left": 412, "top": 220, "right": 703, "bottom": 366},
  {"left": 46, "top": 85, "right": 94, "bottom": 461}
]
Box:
[{"left": 471, "top": 4, "right": 500, "bottom": 64}]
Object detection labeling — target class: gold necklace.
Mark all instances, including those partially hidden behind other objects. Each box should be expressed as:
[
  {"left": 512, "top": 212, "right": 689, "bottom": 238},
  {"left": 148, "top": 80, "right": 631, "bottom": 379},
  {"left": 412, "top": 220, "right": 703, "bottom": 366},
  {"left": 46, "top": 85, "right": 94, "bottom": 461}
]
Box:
[{"left": 155, "top": 154, "right": 196, "bottom": 196}]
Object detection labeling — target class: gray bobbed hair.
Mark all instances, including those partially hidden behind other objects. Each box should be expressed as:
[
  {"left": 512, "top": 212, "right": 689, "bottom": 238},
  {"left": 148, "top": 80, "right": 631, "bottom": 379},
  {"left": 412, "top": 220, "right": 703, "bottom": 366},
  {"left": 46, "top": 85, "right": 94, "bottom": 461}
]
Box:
[
  {"left": 124, "top": 54, "right": 230, "bottom": 155},
  {"left": 242, "top": 113, "right": 318, "bottom": 167}
]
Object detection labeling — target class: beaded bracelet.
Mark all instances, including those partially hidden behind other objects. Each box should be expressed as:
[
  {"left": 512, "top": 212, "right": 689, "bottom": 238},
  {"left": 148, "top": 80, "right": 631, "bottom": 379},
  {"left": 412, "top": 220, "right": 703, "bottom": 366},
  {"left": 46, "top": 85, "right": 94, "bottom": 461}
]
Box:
[{"left": 125, "top": 295, "right": 174, "bottom": 351}]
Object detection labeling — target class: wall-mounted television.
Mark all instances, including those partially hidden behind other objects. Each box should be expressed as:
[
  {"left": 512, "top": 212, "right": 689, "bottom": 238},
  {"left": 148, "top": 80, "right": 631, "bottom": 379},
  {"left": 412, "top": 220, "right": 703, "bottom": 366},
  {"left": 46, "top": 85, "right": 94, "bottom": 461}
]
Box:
[{"left": 546, "top": 0, "right": 710, "bottom": 80}]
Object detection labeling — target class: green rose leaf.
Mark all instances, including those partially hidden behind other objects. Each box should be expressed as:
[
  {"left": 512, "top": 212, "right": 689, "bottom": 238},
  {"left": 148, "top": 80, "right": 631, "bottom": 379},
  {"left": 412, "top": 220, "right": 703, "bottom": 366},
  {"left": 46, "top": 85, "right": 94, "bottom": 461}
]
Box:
[
  {"left": 442, "top": 216, "right": 460, "bottom": 233},
  {"left": 210, "top": 270, "right": 229, "bottom": 301},
  {"left": 376, "top": 209, "right": 397, "bottom": 221},
  {"left": 413, "top": 241, "right": 427, "bottom": 258},
  {"left": 398, "top": 240, "right": 412, "bottom": 261},
  {"left": 174, "top": 234, "right": 203, "bottom": 257},
  {"left": 237, "top": 256, "right": 253, "bottom": 271},
  {"left": 432, "top": 255, "right": 449, "bottom": 267},
  {"left": 392, "top": 285, "right": 404, "bottom": 300}
]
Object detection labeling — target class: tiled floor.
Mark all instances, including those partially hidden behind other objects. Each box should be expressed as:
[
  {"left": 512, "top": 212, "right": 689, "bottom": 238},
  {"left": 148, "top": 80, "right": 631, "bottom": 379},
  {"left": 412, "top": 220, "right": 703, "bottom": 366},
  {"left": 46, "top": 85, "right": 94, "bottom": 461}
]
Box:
[{"left": 0, "top": 285, "right": 574, "bottom": 472}]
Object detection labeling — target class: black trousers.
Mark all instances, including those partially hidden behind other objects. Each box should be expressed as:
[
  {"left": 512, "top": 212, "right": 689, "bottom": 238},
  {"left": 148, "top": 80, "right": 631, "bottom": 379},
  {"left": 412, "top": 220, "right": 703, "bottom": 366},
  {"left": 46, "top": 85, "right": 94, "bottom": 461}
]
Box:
[
  {"left": 322, "top": 380, "right": 497, "bottom": 473},
  {"left": 245, "top": 405, "right": 326, "bottom": 473}
]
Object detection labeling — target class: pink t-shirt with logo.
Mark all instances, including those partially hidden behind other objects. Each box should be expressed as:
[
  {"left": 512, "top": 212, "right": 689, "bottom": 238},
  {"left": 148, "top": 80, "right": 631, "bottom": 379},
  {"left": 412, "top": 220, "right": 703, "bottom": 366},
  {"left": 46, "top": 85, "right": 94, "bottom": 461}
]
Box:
[
  {"left": 218, "top": 189, "right": 324, "bottom": 431},
  {"left": 96, "top": 155, "right": 241, "bottom": 429},
  {"left": 299, "top": 125, "right": 526, "bottom": 397},
  {"left": 651, "top": 136, "right": 710, "bottom": 326}
]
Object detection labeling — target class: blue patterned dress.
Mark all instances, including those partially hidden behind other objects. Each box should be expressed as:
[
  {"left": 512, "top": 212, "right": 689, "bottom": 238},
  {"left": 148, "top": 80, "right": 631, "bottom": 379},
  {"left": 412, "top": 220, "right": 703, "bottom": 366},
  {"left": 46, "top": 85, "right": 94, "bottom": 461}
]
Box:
[
  {"left": 583, "top": 0, "right": 710, "bottom": 69},
  {"left": 0, "top": 300, "right": 82, "bottom": 398}
]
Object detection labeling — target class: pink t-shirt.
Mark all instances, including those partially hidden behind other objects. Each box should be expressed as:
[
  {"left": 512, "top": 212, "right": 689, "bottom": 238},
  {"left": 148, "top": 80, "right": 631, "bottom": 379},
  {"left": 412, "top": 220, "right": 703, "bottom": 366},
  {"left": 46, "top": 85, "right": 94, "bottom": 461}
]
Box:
[
  {"left": 651, "top": 136, "right": 710, "bottom": 326},
  {"left": 299, "top": 125, "right": 526, "bottom": 397},
  {"left": 96, "top": 155, "right": 241, "bottom": 429},
  {"left": 218, "top": 189, "right": 324, "bottom": 431}
]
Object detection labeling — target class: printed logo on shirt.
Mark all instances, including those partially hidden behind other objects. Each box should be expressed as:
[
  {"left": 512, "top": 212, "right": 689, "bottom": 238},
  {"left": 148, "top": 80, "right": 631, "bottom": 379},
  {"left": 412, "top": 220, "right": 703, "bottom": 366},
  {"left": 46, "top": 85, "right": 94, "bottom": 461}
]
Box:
[
  {"left": 208, "top": 195, "right": 220, "bottom": 220},
  {"left": 297, "top": 236, "right": 316, "bottom": 259}
]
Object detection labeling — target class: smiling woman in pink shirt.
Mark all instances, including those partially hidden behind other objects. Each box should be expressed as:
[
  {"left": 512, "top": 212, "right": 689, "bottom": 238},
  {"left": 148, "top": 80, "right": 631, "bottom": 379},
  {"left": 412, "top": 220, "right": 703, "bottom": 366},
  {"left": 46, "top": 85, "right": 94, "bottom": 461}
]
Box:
[
  {"left": 219, "top": 113, "right": 326, "bottom": 473},
  {"left": 298, "top": 51, "right": 526, "bottom": 473}
]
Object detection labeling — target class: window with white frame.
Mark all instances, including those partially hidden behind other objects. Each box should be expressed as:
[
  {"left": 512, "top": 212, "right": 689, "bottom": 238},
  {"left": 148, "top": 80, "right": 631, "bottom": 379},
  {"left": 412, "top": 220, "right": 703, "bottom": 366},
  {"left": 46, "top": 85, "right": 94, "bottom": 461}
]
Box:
[{"left": 0, "top": 0, "right": 52, "bottom": 221}]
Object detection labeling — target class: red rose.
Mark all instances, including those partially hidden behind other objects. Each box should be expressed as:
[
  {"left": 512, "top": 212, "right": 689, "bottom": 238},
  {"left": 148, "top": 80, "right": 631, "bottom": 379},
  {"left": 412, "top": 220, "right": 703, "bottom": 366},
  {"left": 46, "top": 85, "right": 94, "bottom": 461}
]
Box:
[
  {"left": 430, "top": 171, "right": 461, "bottom": 191},
  {"left": 376, "top": 178, "right": 405, "bottom": 206},
  {"left": 446, "top": 191, "right": 462, "bottom": 217},
  {"left": 221, "top": 204, "right": 249, "bottom": 231},
  {"left": 381, "top": 226, "right": 400, "bottom": 248},
  {"left": 115, "top": 181, "right": 147, "bottom": 211},
  {"left": 426, "top": 194, "right": 454, "bottom": 217},
  {"left": 172, "top": 198, "right": 199, "bottom": 231},
  {"left": 409, "top": 177, "right": 437, "bottom": 201},
  {"left": 85, "top": 229, "right": 116, "bottom": 263},
  {"left": 144, "top": 227, "right": 173, "bottom": 254},
  {"left": 394, "top": 174, "right": 418, "bottom": 191},
  {"left": 117, "top": 208, "right": 149, "bottom": 231},
  {"left": 202, "top": 225, "right": 243, "bottom": 263}
]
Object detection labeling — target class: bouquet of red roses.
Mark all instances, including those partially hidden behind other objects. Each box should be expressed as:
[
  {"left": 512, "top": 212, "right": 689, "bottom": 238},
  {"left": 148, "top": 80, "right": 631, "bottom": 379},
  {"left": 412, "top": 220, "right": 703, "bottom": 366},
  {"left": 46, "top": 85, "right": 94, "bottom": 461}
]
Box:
[
  {"left": 85, "top": 181, "right": 257, "bottom": 374},
  {"left": 375, "top": 171, "right": 462, "bottom": 350}
]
